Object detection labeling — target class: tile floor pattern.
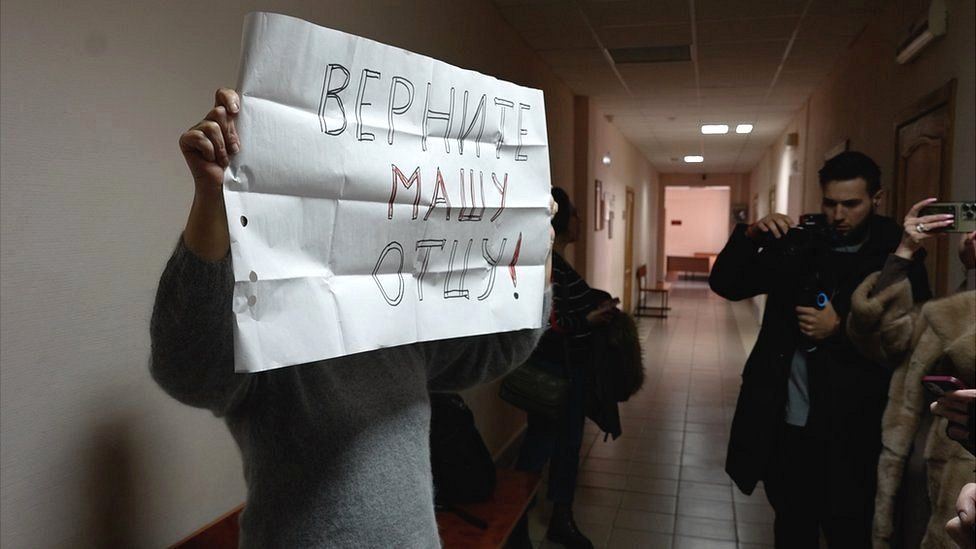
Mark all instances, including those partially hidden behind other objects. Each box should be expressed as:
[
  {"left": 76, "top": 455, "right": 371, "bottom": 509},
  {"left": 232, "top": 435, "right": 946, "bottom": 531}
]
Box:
[{"left": 526, "top": 281, "right": 776, "bottom": 548}]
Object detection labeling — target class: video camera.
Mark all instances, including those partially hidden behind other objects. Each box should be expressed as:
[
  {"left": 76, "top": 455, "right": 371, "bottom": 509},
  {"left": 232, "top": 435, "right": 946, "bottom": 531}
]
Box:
[
  {"left": 757, "top": 214, "right": 839, "bottom": 350},
  {"left": 754, "top": 213, "right": 841, "bottom": 256}
]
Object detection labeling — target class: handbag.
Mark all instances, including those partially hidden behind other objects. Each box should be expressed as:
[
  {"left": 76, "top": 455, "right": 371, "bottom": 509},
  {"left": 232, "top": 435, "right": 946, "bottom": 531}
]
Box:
[
  {"left": 429, "top": 393, "right": 496, "bottom": 505},
  {"left": 498, "top": 357, "right": 570, "bottom": 421}
]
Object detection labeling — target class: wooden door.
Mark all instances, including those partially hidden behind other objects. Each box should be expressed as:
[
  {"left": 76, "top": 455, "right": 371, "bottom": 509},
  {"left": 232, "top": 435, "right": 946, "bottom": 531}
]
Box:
[
  {"left": 623, "top": 188, "right": 636, "bottom": 312},
  {"left": 894, "top": 80, "right": 956, "bottom": 296}
]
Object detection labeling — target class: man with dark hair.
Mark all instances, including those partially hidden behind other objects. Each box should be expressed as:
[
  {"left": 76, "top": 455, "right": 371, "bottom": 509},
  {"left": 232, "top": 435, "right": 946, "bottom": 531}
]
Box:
[
  {"left": 709, "top": 151, "right": 931, "bottom": 547},
  {"left": 819, "top": 150, "right": 882, "bottom": 194}
]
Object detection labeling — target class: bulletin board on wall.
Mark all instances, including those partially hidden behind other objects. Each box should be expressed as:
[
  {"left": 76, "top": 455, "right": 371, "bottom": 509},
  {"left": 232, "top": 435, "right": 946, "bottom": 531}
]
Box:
[{"left": 594, "top": 180, "right": 605, "bottom": 231}]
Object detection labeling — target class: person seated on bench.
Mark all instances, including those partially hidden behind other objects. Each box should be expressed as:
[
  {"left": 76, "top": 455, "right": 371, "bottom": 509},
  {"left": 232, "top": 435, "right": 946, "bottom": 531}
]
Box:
[{"left": 151, "top": 88, "right": 554, "bottom": 548}]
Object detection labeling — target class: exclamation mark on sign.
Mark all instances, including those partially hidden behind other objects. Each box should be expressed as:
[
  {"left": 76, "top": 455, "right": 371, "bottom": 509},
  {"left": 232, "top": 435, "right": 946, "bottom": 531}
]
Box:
[{"left": 509, "top": 232, "right": 522, "bottom": 299}]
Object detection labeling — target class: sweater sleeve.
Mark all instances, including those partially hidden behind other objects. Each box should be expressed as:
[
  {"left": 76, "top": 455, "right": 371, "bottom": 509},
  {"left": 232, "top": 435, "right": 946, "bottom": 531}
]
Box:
[
  {"left": 846, "top": 271, "right": 918, "bottom": 368},
  {"left": 869, "top": 254, "right": 913, "bottom": 297},
  {"left": 149, "top": 237, "right": 252, "bottom": 416},
  {"left": 550, "top": 260, "right": 594, "bottom": 336},
  {"left": 424, "top": 289, "right": 552, "bottom": 392}
]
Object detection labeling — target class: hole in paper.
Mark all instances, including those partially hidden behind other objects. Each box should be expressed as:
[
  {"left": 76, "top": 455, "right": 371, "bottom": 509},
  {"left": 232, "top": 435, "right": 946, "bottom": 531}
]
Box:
[
  {"left": 240, "top": 215, "right": 248, "bottom": 227},
  {"left": 249, "top": 271, "right": 258, "bottom": 282},
  {"left": 247, "top": 295, "right": 257, "bottom": 307}
]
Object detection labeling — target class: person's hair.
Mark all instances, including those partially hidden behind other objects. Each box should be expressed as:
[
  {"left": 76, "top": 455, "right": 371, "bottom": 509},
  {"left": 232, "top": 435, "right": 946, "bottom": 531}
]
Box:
[
  {"left": 818, "top": 151, "right": 881, "bottom": 195},
  {"left": 551, "top": 186, "right": 573, "bottom": 236}
]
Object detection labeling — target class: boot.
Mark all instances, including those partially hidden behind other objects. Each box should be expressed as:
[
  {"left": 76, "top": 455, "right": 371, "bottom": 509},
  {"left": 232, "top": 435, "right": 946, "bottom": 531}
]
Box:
[{"left": 545, "top": 503, "right": 593, "bottom": 549}]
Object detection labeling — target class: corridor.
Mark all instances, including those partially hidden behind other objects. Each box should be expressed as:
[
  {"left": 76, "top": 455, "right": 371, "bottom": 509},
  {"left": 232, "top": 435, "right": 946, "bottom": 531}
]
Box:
[{"left": 529, "top": 281, "right": 775, "bottom": 548}]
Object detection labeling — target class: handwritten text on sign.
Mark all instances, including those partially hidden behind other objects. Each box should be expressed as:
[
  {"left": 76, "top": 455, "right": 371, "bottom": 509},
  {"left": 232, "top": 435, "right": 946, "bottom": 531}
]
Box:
[{"left": 223, "top": 13, "right": 551, "bottom": 372}]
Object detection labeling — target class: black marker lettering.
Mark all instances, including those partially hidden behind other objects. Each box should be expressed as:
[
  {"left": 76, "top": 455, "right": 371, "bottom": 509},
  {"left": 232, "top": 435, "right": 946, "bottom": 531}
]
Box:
[
  {"left": 422, "top": 84, "right": 454, "bottom": 153},
  {"left": 457, "top": 91, "right": 487, "bottom": 157},
  {"left": 387, "top": 76, "right": 415, "bottom": 145},
  {"left": 444, "top": 239, "right": 472, "bottom": 299},
  {"left": 319, "top": 64, "right": 350, "bottom": 135},
  {"left": 477, "top": 238, "right": 508, "bottom": 301},
  {"left": 355, "top": 69, "right": 381, "bottom": 142},
  {"left": 515, "top": 103, "right": 530, "bottom": 161},
  {"left": 415, "top": 239, "right": 446, "bottom": 301},
  {"left": 372, "top": 242, "right": 405, "bottom": 306},
  {"left": 493, "top": 98, "right": 513, "bottom": 159}
]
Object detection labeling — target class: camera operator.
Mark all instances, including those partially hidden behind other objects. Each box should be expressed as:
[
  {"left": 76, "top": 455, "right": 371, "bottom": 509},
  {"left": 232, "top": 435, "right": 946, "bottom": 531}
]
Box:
[{"left": 709, "top": 151, "right": 931, "bottom": 548}]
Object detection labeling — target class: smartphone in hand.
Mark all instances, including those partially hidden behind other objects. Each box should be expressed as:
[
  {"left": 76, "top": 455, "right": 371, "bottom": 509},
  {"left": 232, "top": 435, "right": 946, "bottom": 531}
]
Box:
[{"left": 922, "top": 375, "right": 968, "bottom": 396}]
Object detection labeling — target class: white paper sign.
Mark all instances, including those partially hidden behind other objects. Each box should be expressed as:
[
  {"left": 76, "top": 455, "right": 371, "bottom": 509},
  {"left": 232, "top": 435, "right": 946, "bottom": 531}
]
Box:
[{"left": 224, "top": 13, "right": 552, "bottom": 372}]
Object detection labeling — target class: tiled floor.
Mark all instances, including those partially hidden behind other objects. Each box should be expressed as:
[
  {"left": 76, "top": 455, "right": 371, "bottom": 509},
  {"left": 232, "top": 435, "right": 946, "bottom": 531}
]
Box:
[{"left": 527, "top": 281, "right": 775, "bottom": 548}]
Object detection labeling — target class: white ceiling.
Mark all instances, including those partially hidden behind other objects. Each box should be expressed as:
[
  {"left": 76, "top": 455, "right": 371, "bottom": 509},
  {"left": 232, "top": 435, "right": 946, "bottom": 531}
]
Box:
[{"left": 492, "top": 0, "right": 882, "bottom": 173}]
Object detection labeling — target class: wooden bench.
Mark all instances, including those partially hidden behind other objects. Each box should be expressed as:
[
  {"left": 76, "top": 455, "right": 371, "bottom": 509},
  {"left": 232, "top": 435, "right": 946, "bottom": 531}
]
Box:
[
  {"left": 171, "top": 469, "right": 541, "bottom": 549},
  {"left": 172, "top": 504, "right": 243, "bottom": 549},
  {"left": 635, "top": 265, "right": 671, "bottom": 318},
  {"left": 666, "top": 255, "right": 712, "bottom": 280},
  {"left": 437, "top": 469, "right": 541, "bottom": 548}
]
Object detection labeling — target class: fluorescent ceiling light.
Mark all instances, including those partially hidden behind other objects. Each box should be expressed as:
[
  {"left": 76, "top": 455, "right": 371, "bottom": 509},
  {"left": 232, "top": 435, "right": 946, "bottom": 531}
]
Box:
[
  {"left": 684, "top": 155, "right": 704, "bottom": 163},
  {"left": 735, "top": 124, "right": 754, "bottom": 134},
  {"left": 701, "top": 124, "right": 728, "bottom": 135}
]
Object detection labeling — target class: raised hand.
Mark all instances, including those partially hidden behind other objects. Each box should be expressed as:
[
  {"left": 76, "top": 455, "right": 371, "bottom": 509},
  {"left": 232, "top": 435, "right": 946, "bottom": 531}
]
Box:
[
  {"left": 795, "top": 301, "right": 840, "bottom": 341},
  {"left": 895, "top": 197, "right": 954, "bottom": 259},
  {"left": 179, "top": 88, "right": 241, "bottom": 260},
  {"left": 746, "top": 213, "right": 796, "bottom": 241}
]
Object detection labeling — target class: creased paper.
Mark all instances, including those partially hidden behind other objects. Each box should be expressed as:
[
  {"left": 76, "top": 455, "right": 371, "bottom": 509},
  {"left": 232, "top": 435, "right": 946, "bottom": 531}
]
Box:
[{"left": 224, "top": 13, "right": 551, "bottom": 372}]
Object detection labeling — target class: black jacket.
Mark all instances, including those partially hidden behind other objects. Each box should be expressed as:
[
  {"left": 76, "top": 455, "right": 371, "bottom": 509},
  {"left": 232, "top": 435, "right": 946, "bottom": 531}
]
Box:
[{"left": 709, "top": 215, "right": 930, "bottom": 511}]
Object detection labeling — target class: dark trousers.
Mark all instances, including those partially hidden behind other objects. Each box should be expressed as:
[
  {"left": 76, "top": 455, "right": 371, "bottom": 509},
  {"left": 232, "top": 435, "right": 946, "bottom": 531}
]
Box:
[
  {"left": 515, "top": 359, "right": 586, "bottom": 505},
  {"left": 763, "top": 423, "right": 872, "bottom": 549}
]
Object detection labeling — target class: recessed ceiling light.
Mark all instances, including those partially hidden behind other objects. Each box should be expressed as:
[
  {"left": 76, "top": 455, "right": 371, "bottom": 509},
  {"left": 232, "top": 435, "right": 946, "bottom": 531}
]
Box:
[
  {"left": 601, "top": 153, "right": 612, "bottom": 165},
  {"left": 684, "top": 155, "right": 704, "bottom": 163},
  {"left": 701, "top": 124, "right": 728, "bottom": 135},
  {"left": 735, "top": 124, "right": 754, "bottom": 134}
]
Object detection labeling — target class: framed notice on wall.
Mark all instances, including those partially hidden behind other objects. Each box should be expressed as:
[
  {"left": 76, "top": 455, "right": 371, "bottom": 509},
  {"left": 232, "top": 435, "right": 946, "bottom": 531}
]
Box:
[
  {"left": 825, "top": 138, "right": 849, "bottom": 160},
  {"left": 594, "top": 180, "right": 605, "bottom": 231},
  {"left": 731, "top": 204, "right": 748, "bottom": 226}
]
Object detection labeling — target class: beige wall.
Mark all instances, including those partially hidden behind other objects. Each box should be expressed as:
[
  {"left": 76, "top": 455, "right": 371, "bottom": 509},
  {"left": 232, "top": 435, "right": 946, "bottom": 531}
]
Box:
[
  {"left": 752, "top": 0, "right": 975, "bottom": 289},
  {"left": 656, "top": 173, "right": 750, "bottom": 279},
  {"left": 581, "top": 101, "right": 660, "bottom": 307},
  {"left": 748, "top": 110, "right": 807, "bottom": 222},
  {"left": 0, "top": 1, "right": 575, "bottom": 546},
  {"left": 664, "top": 187, "right": 731, "bottom": 257}
]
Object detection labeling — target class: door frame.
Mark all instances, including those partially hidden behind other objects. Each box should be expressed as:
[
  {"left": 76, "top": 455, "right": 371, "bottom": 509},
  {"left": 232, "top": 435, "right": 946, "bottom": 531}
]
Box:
[
  {"left": 893, "top": 78, "right": 956, "bottom": 296},
  {"left": 623, "top": 187, "right": 636, "bottom": 312}
]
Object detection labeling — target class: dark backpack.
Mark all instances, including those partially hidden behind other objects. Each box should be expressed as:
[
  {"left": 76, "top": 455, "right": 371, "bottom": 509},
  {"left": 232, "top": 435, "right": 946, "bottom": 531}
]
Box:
[
  {"left": 428, "top": 393, "right": 496, "bottom": 505},
  {"left": 584, "top": 290, "right": 645, "bottom": 440}
]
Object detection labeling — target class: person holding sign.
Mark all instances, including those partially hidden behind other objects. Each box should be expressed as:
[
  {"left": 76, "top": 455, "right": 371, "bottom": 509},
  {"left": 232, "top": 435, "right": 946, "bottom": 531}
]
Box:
[{"left": 150, "top": 88, "right": 554, "bottom": 548}]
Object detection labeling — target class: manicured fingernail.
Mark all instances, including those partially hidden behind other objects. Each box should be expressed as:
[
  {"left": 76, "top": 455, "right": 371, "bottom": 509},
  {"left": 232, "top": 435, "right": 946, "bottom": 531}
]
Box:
[{"left": 231, "top": 102, "right": 240, "bottom": 113}]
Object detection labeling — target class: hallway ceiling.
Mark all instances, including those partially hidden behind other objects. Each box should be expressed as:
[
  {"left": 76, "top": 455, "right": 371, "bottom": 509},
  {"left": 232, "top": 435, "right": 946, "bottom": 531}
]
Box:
[{"left": 492, "top": 0, "right": 883, "bottom": 174}]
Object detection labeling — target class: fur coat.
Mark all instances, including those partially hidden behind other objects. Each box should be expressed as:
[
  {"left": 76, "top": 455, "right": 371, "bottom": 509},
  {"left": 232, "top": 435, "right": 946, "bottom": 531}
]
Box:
[{"left": 848, "top": 272, "right": 976, "bottom": 549}]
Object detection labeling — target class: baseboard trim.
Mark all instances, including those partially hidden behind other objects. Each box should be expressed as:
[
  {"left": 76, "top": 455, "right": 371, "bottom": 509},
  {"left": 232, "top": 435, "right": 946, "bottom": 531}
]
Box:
[{"left": 493, "top": 423, "right": 527, "bottom": 469}]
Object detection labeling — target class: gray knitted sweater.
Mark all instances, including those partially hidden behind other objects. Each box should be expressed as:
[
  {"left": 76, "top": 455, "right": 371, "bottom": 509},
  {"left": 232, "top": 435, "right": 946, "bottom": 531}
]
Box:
[{"left": 150, "top": 239, "right": 549, "bottom": 548}]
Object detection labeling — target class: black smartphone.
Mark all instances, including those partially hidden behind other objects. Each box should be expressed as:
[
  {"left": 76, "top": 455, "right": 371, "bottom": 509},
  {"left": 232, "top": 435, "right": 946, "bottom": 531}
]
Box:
[{"left": 919, "top": 202, "right": 976, "bottom": 233}]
